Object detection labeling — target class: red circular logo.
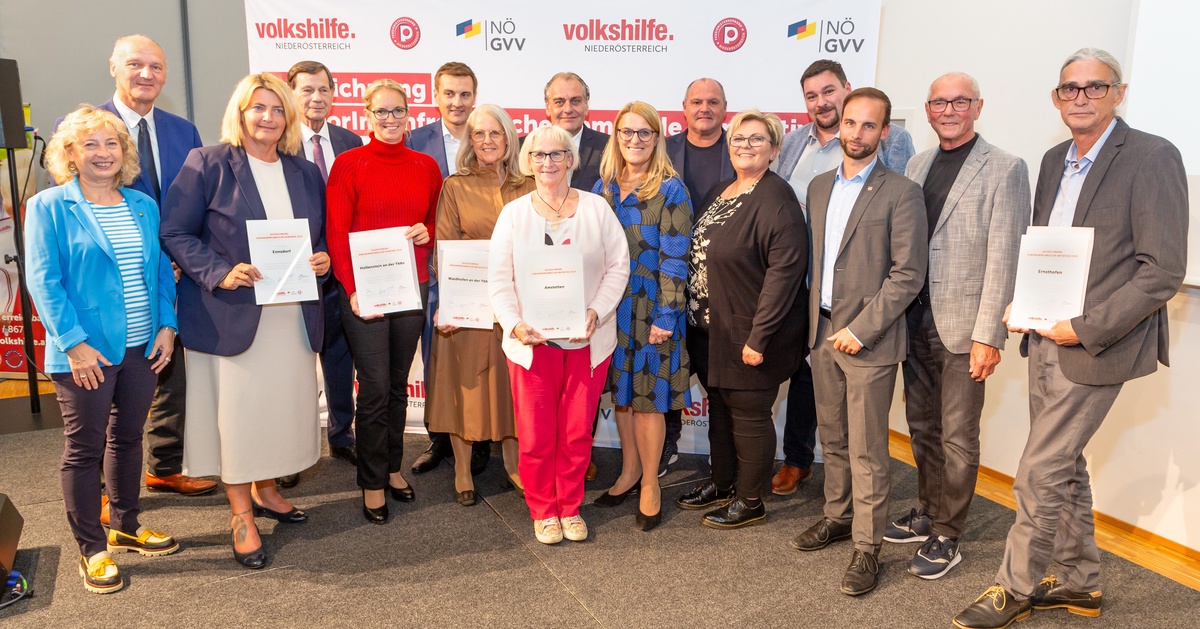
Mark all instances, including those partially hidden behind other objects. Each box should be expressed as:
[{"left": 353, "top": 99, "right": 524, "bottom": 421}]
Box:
[
  {"left": 390, "top": 17, "right": 421, "bottom": 50},
  {"left": 712, "top": 17, "right": 747, "bottom": 53}
]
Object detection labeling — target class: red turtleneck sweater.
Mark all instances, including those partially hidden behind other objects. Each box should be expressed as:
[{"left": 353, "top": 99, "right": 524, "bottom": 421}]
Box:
[{"left": 326, "top": 133, "right": 442, "bottom": 296}]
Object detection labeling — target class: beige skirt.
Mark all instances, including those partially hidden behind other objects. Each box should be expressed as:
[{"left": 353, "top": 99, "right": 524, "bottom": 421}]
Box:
[{"left": 182, "top": 304, "right": 320, "bottom": 484}]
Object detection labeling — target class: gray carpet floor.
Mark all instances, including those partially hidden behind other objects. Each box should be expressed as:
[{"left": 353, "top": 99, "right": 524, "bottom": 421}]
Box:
[{"left": 1, "top": 427, "right": 1197, "bottom": 628}]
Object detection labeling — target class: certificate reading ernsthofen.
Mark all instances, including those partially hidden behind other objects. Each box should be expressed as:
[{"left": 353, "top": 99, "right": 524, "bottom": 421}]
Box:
[{"left": 1008, "top": 226, "right": 1094, "bottom": 330}]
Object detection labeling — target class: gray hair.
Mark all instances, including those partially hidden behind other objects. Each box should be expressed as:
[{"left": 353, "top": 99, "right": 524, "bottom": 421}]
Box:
[
  {"left": 1061, "top": 48, "right": 1123, "bottom": 83},
  {"left": 519, "top": 124, "right": 580, "bottom": 177},
  {"left": 928, "top": 72, "right": 981, "bottom": 99}
]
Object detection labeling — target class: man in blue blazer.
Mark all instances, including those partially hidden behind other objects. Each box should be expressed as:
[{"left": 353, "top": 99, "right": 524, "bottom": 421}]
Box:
[
  {"left": 98, "top": 35, "right": 210, "bottom": 500},
  {"left": 405, "top": 62, "right": 493, "bottom": 475},
  {"left": 280, "top": 60, "right": 365, "bottom": 486},
  {"left": 662, "top": 77, "right": 734, "bottom": 474}
]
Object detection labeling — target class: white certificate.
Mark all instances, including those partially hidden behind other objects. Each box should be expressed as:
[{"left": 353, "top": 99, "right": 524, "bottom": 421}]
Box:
[
  {"left": 438, "top": 240, "right": 493, "bottom": 330},
  {"left": 518, "top": 245, "right": 586, "bottom": 339},
  {"left": 245, "top": 219, "right": 318, "bottom": 305},
  {"left": 1008, "top": 226, "right": 1094, "bottom": 329},
  {"left": 349, "top": 226, "right": 422, "bottom": 316}
]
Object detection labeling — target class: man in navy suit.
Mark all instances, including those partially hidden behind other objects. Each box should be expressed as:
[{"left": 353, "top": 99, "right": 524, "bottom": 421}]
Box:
[
  {"left": 543, "top": 72, "right": 609, "bottom": 192},
  {"left": 405, "top": 62, "right": 491, "bottom": 475},
  {"left": 276, "top": 60, "right": 365, "bottom": 487},
  {"left": 662, "top": 77, "right": 734, "bottom": 475},
  {"left": 97, "top": 35, "right": 211, "bottom": 501}
]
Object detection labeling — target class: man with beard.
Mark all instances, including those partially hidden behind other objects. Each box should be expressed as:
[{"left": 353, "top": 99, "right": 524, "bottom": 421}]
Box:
[
  {"left": 770, "top": 58, "right": 916, "bottom": 498},
  {"left": 789, "top": 88, "right": 926, "bottom": 596}
]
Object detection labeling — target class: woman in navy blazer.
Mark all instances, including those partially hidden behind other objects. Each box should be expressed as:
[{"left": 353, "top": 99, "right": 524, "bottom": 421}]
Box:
[
  {"left": 160, "top": 73, "right": 329, "bottom": 569},
  {"left": 25, "top": 106, "right": 181, "bottom": 594}
]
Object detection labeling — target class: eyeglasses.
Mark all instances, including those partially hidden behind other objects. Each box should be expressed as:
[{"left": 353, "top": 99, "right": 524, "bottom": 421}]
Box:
[
  {"left": 617, "top": 128, "right": 656, "bottom": 142},
  {"left": 370, "top": 107, "right": 408, "bottom": 120},
  {"left": 471, "top": 130, "right": 505, "bottom": 142},
  {"left": 530, "top": 150, "right": 568, "bottom": 164},
  {"left": 1054, "top": 83, "right": 1120, "bottom": 101},
  {"left": 729, "top": 135, "right": 769, "bottom": 148},
  {"left": 926, "top": 98, "right": 978, "bottom": 113}
]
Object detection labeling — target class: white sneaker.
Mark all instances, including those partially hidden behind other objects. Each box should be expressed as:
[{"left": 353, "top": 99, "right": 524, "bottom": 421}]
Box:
[
  {"left": 534, "top": 516, "right": 563, "bottom": 544},
  {"left": 561, "top": 514, "right": 588, "bottom": 541}
]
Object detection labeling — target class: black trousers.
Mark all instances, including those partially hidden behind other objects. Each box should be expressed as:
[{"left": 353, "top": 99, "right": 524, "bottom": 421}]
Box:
[
  {"left": 55, "top": 346, "right": 158, "bottom": 556},
  {"left": 687, "top": 325, "right": 777, "bottom": 500},
  {"left": 341, "top": 284, "right": 427, "bottom": 490},
  {"left": 145, "top": 335, "right": 186, "bottom": 475},
  {"left": 781, "top": 353, "right": 818, "bottom": 469}
]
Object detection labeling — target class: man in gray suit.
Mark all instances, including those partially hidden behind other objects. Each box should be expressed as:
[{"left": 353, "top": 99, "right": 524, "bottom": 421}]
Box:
[
  {"left": 789, "top": 88, "right": 927, "bottom": 596},
  {"left": 885, "top": 73, "right": 1030, "bottom": 580},
  {"left": 954, "top": 49, "right": 1188, "bottom": 629}
]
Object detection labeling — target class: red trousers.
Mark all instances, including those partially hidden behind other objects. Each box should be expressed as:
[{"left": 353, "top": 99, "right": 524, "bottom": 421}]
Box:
[{"left": 508, "top": 345, "right": 610, "bottom": 520}]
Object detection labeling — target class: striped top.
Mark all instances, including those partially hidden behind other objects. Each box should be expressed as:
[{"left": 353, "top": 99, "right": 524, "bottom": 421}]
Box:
[{"left": 90, "top": 201, "right": 153, "bottom": 347}]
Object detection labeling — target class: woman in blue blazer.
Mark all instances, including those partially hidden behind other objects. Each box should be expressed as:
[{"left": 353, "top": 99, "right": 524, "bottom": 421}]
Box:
[
  {"left": 25, "top": 106, "right": 181, "bottom": 595},
  {"left": 160, "top": 73, "right": 329, "bottom": 569}
]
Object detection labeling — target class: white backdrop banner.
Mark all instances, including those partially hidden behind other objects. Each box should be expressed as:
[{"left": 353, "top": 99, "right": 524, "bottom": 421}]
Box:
[{"left": 246, "top": 0, "right": 881, "bottom": 454}]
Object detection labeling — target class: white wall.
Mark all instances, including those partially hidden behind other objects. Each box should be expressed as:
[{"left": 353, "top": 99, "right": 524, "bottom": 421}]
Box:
[{"left": 3, "top": 0, "right": 1197, "bottom": 551}]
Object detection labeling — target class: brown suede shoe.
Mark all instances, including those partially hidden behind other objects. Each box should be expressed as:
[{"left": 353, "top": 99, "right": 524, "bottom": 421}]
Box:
[
  {"left": 585, "top": 461, "right": 598, "bottom": 482},
  {"left": 100, "top": 494, "right": 110, "bottom": 527},
  {"left": 771, "top": 464, "right": 812, "bottom": 496},
  {"left": 145, "top": 472, "right": 218, "bottom": 496}
]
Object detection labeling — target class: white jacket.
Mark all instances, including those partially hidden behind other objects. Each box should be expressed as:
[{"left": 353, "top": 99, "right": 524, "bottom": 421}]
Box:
[{"left": 488, "top": 191, "right": 630, "bottom": 370}]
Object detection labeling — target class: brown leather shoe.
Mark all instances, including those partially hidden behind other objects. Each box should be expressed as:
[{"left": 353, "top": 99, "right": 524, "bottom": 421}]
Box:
[
  {"left": 771, "top": 464, "right": 812, "bottom": 495},
  {"left": 99, "top": 494, "right": 110, "bottom": 527},
  {"left": 585, "top": 461, "right": 598, "bottom": 482},
  {"left": 145, "top": 472, "right": 218, "bottom": 496}
]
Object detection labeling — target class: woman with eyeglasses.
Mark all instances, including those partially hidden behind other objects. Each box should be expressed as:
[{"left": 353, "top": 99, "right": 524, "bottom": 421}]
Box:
[
  {"left": 488, "top": 124, "right": 629, "bottom": 545},
  {"left": 591, "top": 102, "right": 691, "bottom": 532},
  {"left": 326, "top": 79, "right": 439, "bottom": 524},
  {"left": 426, "top": 105, "right": 535, "bottom": 506},
  {"left": 676, "top": 109, "right": 808, "bottom": 530}
]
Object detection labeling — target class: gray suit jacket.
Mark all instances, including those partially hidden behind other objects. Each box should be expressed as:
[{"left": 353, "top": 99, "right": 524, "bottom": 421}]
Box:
[
  {"left": 905, "top": 135, "right": 1030, "bottom": 354},
  {"left": 1026, "top": 118, "right": 1187, "bottom": 386},
  {"left": 808, "top": 162, "right": 928, "bottom": 365}
]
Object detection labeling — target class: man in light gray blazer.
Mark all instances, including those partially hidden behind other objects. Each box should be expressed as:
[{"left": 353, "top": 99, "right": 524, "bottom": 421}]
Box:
[
  {"left": 885, "top": 73, "right": 1030, "bottom": 580},
  {"left": 789, "top": 88, "right": 927, "bottom": 597},
  {"left": 954, "top": 49, "right": 1188, "bottom": 629}
]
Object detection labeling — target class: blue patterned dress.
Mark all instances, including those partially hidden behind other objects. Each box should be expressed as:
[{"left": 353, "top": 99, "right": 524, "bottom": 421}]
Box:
[{"left": 594, "top": 176, "right": 693, "bottom": 412}]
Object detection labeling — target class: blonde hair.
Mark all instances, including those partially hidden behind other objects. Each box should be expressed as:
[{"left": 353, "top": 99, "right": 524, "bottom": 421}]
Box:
[
  {"left": 363, "top": 78, "right": 408, "bottom": 108},
  {"left": 598, "top": 101, "right": 677, "bottom": 202},
  {"left": 219, "top": 72, "right": 303, "bottom": 155},
  {"left": 727, "top": 109, "right": 785, "bottom": 148},
  {"left": 518, "top": 125, "right": 579, "bottom": 177},
  {"left": 44, "top": 105, "right": 140, "bottom": 187},
  {"left": 455, "top": 104, "right": 525, "bottom": 188}
]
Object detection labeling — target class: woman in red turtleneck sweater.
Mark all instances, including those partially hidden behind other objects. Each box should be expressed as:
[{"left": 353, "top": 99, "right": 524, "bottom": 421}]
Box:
[{"left": 326, "top": 79, "right": 440, "bottom": 524}]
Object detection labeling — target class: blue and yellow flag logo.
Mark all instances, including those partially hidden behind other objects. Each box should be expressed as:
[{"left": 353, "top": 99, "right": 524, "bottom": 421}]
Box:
[
  {"left": 787, "top": 19, "right": 817, "bottom": 40},
  {"left": 456, "top": 19, "right": 481, "bottom": 38}
]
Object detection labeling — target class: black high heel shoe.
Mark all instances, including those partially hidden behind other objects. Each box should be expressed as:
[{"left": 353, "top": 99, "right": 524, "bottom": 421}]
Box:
[
  {"left": 252, "top": 500, "right": 308, "bottom": 523},
  {"left": 231, "top": 513, "right": 265, "bottom": 569},
  {"left": 362, "top": 490, "right": 389, "bottom": 525},
  {"left": 635, "top": 508, "right": 662, "bottom": 531},
  {"left": 388, "top": 483, "right": 415, "bottom": 503},
  {"left": 593, "top": 476, "right": 641, "bottom": 508}
]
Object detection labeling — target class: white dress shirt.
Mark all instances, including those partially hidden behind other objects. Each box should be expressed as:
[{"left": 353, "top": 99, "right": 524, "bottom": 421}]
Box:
[
  {"left": 441, "top": 120, "right": 462, "bottom": 173},
  {"left": 300, "top": 121, "right": 338, "bottom": 169},
  {"left": 111, "top": 93, "right": 162, "bottom": 188}
]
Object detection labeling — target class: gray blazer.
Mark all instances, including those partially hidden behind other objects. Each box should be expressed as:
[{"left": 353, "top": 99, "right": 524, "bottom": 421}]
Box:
[
  {"left": 1025, "top": 118, "right": 1188, "bottom": 386},
  {"left": 807, "top": 163, "right": 928, "bottom": 365},
  {"left": 905, "top": 135, "right": 1031, "bottom": 354}
]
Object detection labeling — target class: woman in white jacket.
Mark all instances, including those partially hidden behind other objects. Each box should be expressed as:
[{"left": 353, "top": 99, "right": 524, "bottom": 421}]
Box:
[{"left": 489, "top": 124, "right": 629, "bottom": 545}]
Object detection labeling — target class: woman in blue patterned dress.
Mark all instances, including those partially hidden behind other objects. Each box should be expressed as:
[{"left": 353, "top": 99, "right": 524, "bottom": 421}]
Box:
[{"left": 591, "top": 101, "right": 691, "bottom": 531}]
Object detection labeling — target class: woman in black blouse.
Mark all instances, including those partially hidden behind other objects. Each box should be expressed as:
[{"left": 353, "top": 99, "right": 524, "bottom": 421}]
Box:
[{"left": 676, "top": 109, "right": 809, "bottom": 529}]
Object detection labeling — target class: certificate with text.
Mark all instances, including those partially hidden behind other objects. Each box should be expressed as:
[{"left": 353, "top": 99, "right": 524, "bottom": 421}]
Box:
[
  {"left": 438, "top": 240, "right": 493, "bottom": 330},
  {"left": 349, "top": 226, "right": 422, "bottom": 316},
  {"left": 1008, "top": 226, "right": 1094, "bottom": 330},
  {"left": 518, "top": 245, "right": 586, "bottom": 339},
  {"left": 246, "top": 219, "right": 318, "bottom": 305}
]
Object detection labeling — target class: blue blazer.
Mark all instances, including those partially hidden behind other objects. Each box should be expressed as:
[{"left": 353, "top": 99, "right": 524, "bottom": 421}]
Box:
[
  {"left": 96, "top": 100, "right": 203, "bottom": 205},
  {"left": 160, "top": 144, "right": 327, "bottom": 356},
  {"left": 405, "top": 119, "right": 451, "bottom": 178},
  {"left": 665, "top": 130, "right": 735, "bottom": 204},
  {"left": 23, "top": 180, "right": 177, "bottom": 374}
]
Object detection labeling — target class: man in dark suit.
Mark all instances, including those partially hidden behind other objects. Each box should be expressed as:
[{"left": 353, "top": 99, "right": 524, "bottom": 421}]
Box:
[
  {"left": 790, "top": 88, "right": 927, "bottom": 597},
  {"left": 97, "top": 35, "right": 211, "bottom": 501},
  {"left": 954, "top": 48, "right": 1188, "bottom": 629},
  {"left": 543, "top": 72, "right": 609, "bottom": 192},
  {"left": 276, "top": 60, "right": 364, "bottom": 487},
  {"left": 662, "top": 77, "right": 734, "bottom": 475},
  {"left": 405, "top": 62, "right": 491, "bottom": 475}
]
